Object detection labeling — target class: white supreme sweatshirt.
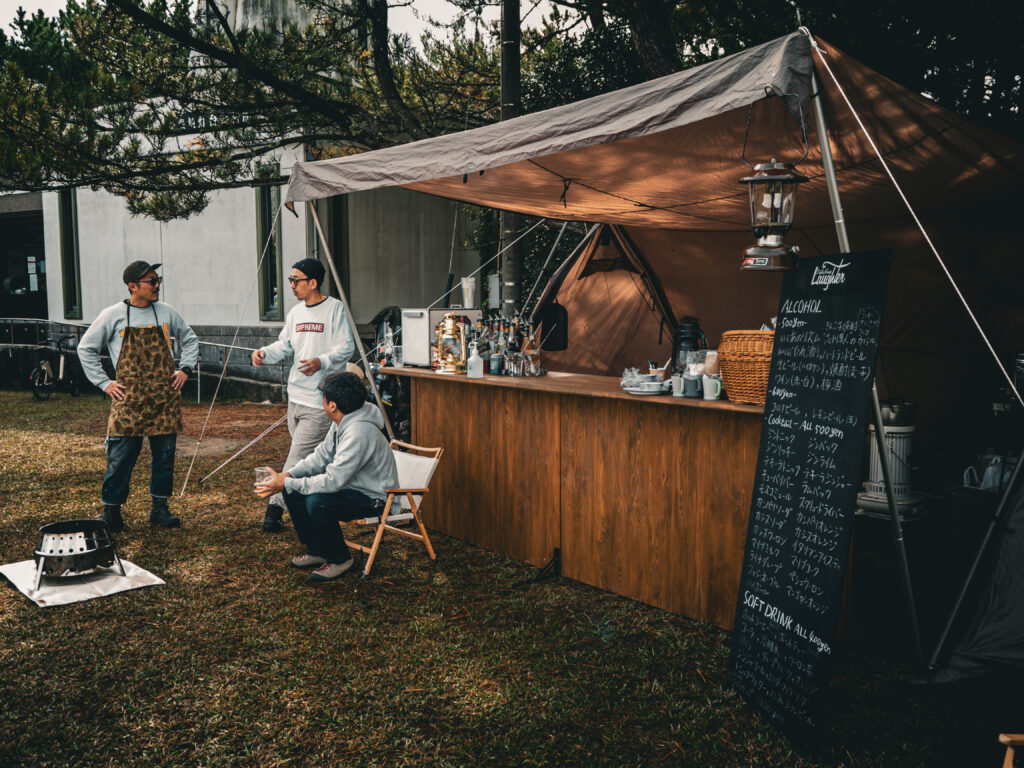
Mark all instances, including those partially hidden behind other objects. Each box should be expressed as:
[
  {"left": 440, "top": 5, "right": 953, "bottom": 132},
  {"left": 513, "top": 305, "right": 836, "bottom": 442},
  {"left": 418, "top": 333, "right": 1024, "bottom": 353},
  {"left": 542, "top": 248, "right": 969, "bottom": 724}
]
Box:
[{"left": 259, "top": 296, "right": 355, "bottom": 408}]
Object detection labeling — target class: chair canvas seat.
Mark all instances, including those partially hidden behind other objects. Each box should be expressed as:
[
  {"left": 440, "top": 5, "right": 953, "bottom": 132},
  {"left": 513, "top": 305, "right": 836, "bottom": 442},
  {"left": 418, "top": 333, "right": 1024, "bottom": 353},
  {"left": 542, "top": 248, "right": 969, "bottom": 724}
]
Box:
[{"left": 342, "top": 439, "right": 443, "bottom": 577}]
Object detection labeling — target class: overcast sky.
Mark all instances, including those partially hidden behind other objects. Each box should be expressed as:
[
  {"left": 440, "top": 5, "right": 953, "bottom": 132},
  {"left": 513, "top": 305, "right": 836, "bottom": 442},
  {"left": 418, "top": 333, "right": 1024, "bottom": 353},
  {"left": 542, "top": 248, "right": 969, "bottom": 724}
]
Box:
[{"left": 0, "top": 0, "right": 552, "bottom": 40}]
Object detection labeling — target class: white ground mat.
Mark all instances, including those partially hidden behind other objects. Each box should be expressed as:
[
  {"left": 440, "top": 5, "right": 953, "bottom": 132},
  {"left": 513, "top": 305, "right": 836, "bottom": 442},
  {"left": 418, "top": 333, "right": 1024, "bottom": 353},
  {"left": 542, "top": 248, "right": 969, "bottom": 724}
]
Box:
[{"left": 0, "top": 559, "right": 164, "bottom": 607}]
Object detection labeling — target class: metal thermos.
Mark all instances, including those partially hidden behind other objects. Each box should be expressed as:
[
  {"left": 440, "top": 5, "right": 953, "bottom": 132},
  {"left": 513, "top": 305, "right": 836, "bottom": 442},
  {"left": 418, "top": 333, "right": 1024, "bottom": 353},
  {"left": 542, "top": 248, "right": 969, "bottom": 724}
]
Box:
[{"left": 672, "top": 316, "right": 709, "bottom": 372}]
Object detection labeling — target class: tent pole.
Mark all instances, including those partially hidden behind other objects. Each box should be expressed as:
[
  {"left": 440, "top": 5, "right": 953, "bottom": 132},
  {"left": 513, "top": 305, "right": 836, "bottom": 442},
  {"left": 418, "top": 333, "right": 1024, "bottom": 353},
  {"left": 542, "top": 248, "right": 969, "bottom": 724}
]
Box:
[
  {"left": 869, "top": 382, "right": 925, "bottom": 665},
  {"left": 809, "top": 71, "right": 850, "bottom": 253},
  {"left": 811, "top": 68, "right": 924, "bottom": 665},
  {"left": 307, "top": 201, "right": 395, "bottom": 441}
]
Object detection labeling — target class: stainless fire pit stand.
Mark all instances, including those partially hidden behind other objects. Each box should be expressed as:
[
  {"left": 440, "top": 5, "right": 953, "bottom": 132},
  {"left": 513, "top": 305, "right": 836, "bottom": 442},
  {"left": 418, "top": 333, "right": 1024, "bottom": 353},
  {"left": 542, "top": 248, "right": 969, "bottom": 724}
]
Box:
[{"left": 32, "top": 519, "right": 126, "bottom": 592}]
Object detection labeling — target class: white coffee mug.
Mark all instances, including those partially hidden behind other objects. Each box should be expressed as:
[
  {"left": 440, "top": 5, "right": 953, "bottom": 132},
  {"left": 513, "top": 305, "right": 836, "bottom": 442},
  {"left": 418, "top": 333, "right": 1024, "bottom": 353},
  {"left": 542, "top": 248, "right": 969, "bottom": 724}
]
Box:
[{"left": 703, "top": 374, "right": 723, "bottom": 400}]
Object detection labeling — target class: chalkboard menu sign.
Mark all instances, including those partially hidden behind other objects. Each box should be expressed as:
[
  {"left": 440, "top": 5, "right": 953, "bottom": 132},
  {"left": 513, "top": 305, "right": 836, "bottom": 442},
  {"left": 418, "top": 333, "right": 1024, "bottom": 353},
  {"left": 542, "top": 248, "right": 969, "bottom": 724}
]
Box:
[{"left": 727, "top": 249, "right": 893, "bottom": 744}]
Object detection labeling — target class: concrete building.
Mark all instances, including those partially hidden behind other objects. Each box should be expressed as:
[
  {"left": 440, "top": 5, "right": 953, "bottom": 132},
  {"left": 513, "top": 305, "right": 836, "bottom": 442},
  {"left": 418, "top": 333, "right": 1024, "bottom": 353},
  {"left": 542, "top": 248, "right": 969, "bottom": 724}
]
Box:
[
  {"left": 0, "top": 160, "right": 478, "bottom": 398},
  {"left": 39, "top": 166, "right": 476, "bottom": 328}
]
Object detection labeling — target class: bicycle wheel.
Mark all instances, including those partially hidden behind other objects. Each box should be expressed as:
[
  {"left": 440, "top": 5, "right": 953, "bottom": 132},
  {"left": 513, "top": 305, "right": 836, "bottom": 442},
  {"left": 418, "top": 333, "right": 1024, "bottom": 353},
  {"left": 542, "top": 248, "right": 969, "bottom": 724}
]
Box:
[{"left": 30, "top": 369, "right": 52, "bottom": 401}]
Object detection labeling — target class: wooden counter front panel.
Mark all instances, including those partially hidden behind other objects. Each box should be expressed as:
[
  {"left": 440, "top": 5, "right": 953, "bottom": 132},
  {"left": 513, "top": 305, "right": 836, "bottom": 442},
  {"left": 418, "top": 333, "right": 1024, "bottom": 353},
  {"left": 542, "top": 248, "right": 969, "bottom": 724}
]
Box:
[
  {"left": 410, "top": 377, "right": 560, "bottom": 567},
  {"left": 406, "top": 372, "right": 761, "bottom": 629},
  {"left": 560, "top": 398, "right": 761, "bottom": 628}
]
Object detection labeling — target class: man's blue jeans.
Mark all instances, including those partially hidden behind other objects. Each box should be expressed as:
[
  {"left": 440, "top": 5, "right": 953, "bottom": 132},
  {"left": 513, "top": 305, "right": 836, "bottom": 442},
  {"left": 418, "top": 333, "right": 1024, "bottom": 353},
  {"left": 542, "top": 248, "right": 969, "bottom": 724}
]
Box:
[
  {"left": 283, "top": 488, "right": 381, "bottom": 564},
  {"left": 101, "top": 434, "right": 177, "bottom": 506}
]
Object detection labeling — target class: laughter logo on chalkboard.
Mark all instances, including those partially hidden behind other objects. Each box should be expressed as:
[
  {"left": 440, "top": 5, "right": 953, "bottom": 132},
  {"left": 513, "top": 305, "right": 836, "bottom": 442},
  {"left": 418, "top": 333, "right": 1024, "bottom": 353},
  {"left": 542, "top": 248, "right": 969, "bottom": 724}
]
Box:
[{"left": 809, "top": 259, "right": 851, "bottom": 291}]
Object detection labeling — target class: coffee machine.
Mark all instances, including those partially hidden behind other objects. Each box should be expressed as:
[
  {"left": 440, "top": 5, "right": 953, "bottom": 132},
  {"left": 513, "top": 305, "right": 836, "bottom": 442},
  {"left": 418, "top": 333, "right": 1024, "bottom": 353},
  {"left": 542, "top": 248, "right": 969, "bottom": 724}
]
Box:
[{"left": 672, "top": 316, "right": 709, "bottom": 372}]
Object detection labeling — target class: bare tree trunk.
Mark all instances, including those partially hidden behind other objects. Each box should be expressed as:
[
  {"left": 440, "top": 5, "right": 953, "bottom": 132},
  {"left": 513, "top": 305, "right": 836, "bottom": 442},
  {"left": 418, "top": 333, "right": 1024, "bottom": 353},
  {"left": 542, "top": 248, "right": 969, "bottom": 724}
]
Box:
[
  {"left": 622, "top": 0, "right": 681, "bottom": 78},
  {"left": 365, "top": 0, "right": 428, "bottom": 141}
]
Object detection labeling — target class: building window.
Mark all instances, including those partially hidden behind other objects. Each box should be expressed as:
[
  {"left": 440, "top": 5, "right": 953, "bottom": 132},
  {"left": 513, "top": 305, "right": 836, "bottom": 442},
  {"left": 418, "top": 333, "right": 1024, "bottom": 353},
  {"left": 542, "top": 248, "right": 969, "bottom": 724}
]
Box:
[
  {"left": 58, "top": 189, "right": 82, "bottom": 319},
  {"left": 256, "top": 180, "right": 283, "bottom": 321}
]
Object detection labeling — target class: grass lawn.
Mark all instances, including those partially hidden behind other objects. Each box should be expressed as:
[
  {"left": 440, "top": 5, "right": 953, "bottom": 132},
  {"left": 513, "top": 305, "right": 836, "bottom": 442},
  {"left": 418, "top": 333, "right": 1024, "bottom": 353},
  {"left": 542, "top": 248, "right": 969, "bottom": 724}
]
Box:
[{"left": 0, "top": 391, "right": 1017, "bottom": 767}]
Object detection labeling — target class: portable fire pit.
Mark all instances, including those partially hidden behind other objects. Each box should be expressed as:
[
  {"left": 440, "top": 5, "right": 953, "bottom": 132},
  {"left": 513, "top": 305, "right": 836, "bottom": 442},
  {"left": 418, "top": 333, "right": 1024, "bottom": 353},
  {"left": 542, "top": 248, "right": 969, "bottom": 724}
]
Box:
[{"left": 32, "top": 519, "right": 126, "bottom": 591}]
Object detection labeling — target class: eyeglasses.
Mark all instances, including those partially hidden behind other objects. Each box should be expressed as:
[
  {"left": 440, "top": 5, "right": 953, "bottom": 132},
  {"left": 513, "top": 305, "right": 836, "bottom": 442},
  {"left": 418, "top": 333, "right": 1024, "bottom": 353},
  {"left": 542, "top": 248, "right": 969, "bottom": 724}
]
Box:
[
  {"left": 138, "top": 277, "right": 162, "bottom": 286},
  {"left": 287, "top": 277, "right": 311, "bottom": 286}
]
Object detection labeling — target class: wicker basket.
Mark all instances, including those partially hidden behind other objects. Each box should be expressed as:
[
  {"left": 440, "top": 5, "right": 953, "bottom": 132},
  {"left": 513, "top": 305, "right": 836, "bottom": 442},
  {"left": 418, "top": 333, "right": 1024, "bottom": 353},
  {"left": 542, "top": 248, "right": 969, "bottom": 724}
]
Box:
[{"left": 718, "top": 330, "right": 774, "bottom": 406}]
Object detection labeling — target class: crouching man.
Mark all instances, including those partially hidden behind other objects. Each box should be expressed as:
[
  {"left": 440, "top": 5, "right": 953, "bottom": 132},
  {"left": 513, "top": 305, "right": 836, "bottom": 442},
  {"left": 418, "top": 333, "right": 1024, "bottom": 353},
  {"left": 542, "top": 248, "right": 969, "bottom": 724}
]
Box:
[{"left": 255, "top": 371, "right": 397, "bottom": 581}]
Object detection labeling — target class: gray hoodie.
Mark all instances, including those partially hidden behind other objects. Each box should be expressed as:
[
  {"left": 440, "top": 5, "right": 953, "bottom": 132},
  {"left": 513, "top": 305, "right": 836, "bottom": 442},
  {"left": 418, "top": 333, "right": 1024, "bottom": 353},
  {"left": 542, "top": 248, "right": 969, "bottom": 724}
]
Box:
[{"left": 284, "top": 402, "right": 397, "bottom": 501}]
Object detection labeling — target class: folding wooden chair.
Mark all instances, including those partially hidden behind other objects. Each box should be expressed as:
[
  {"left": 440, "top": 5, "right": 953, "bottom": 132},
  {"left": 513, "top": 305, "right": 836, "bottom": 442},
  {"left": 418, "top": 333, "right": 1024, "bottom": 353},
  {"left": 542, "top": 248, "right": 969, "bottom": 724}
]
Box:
[
  {"left": 1000, "top": 734, "right": 1023, "bottom": 768},
  {"left": 343, "top": 439, "right": 443, "bottom": 577}
]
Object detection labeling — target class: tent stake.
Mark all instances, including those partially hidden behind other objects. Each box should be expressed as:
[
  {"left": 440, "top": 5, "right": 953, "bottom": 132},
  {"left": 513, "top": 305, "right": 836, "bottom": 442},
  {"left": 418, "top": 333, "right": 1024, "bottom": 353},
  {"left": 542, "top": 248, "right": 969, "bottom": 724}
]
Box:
[{"left": 810, "top": 61, "right": 924, "bottom": 666}]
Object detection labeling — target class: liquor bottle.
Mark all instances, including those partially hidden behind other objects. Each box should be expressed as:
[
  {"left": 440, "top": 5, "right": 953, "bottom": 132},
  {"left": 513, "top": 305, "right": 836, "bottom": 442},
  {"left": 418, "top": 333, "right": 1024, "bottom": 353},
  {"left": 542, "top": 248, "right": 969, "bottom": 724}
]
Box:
[
  {"left": 489, "top": 340, "right": 502, "bottom": 374},
  {"left": 522, "top": 320, "right": 538, "bottom": 374}
]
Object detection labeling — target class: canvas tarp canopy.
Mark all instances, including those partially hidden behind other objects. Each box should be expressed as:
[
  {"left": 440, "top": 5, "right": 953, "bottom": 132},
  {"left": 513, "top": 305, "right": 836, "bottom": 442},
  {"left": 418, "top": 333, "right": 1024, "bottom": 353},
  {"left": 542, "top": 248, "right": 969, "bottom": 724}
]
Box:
[{"left": 285, "top": 28, "right": 1024, "bottom": 476}]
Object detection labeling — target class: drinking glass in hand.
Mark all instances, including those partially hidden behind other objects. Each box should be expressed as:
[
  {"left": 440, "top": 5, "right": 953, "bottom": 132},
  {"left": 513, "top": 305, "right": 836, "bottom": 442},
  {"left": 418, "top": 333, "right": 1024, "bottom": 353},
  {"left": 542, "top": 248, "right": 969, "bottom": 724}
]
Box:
[{"left": 254, "top": 467, "right": 273, "bottom": 498}]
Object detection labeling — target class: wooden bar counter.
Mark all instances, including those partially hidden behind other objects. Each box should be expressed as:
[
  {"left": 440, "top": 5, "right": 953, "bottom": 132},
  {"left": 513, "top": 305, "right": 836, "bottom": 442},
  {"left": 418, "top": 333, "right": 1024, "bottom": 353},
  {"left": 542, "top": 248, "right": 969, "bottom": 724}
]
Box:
[{"left": 386, "top": 367, "right": 763, "bottom": 630}]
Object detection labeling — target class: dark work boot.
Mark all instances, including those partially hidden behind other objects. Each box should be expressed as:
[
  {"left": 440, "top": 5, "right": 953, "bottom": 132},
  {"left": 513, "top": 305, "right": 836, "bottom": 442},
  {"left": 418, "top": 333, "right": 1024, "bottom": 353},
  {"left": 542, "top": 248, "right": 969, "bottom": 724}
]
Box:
[
  {"left": 150, "top": 497, "right": 181, "bottom": 528},
  {"left": 100, "top": 505, "right": 123, "bottom": 533},
  {"left": 262, "top": 503, "right": 284, "bottom": 533}
]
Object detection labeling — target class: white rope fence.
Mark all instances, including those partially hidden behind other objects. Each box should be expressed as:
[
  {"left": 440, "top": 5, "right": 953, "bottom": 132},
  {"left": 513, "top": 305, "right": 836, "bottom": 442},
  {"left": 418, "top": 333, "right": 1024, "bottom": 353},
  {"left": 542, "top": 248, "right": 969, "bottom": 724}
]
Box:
[{"left": 178, "top": 201, "right": 285, "bottom": 497}]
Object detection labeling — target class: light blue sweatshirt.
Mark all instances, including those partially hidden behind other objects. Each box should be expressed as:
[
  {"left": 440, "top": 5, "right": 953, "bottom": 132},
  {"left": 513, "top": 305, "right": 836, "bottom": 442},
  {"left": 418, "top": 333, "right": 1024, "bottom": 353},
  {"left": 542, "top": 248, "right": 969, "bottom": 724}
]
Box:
[
  {"left": 259, "top": 296, "right": 355, "bottom": 409},
  {"left": 284, "top": 402, "right": 397, "bottom": 501},
  {"left": 77, "top": 300, "right": 199, "bottom": 391}
]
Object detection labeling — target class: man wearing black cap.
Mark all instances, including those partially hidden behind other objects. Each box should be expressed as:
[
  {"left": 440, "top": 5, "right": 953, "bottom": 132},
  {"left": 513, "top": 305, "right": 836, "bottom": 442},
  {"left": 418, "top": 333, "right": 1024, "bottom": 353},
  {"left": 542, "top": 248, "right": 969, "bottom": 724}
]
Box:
[
  {"left": 78, "top": 261, "right": 199, "bottom": 531},
  {"left": 251, "top": 258, "right": 355, "bottom": 532}
]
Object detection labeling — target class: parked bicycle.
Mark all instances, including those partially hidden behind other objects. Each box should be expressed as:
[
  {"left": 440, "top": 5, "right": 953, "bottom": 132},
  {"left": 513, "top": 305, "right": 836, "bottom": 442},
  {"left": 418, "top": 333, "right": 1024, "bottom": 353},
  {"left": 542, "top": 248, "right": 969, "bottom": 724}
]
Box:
[{"left": 30, "top": 334, "right": 81, "bottom": 400}]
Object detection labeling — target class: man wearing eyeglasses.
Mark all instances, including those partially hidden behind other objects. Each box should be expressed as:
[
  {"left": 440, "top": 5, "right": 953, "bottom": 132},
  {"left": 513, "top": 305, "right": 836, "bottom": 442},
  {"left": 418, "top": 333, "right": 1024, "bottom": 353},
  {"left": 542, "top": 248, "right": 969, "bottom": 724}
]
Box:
[
  {"left": 78, "top": 260, "right": 199, "bottom": 532},
  {"left": 251, "top": 258, "right": 355, "bottom": 532}
]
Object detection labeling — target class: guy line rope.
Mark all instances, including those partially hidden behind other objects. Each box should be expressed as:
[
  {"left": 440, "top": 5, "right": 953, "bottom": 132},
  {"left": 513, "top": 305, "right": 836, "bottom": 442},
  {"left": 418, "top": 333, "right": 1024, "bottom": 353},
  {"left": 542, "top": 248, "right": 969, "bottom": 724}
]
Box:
[{"left": 803, "top": 27, "right": 1023, "bottom": 408}]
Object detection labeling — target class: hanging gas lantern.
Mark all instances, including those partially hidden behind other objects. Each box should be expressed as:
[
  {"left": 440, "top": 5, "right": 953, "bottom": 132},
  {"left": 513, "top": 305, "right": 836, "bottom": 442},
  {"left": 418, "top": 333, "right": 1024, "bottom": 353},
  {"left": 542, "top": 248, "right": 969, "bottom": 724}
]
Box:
[
  {"left": 739, "top": 159, "right": 808, "bottom": 271},
  {"left": 738, "top": 89, "right": 810, "bottom": 271}
]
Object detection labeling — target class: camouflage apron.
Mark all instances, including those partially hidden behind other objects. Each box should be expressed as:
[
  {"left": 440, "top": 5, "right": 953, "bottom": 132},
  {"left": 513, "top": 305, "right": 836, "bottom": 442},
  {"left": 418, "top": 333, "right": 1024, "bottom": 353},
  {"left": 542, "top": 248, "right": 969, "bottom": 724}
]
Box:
[{"left": 107, "top": 303, "right": 183, "bottom": 436}]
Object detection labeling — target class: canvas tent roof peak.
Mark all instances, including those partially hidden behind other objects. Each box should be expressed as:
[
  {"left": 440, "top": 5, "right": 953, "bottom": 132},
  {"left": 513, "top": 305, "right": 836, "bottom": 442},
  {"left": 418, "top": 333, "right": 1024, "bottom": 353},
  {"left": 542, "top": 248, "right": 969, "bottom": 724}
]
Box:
[
  {"left": 287, "top": 29, "right": 1022, "bottom": 236},
  {"left": 286, "top": 30, "right": 815, "bottom": 225}
]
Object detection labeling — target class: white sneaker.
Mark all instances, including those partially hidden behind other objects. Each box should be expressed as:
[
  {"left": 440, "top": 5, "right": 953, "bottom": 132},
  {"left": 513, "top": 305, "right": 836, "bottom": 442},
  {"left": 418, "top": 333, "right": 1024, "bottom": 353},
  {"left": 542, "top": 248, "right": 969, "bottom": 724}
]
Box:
[
  {"left": 290, "top": 554, "right": 326, "bottom": 569},
  {"left": 309, "top": 559, "right": 354, "bottom": 581}
]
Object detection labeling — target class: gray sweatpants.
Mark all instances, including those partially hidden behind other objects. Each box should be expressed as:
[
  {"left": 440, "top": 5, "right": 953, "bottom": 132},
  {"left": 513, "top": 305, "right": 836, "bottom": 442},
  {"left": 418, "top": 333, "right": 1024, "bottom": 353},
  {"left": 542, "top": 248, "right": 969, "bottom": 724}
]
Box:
[{"left": 268, "top": 400, "right": 332, "bottom": 509}]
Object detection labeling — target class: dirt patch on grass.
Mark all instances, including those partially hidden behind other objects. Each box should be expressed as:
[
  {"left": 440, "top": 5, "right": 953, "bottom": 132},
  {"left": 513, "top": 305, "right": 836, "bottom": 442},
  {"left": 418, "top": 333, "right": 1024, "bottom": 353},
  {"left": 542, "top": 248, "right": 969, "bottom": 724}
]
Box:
[{"left": 175, "top": 434, "right": 246, "bottom": 457}]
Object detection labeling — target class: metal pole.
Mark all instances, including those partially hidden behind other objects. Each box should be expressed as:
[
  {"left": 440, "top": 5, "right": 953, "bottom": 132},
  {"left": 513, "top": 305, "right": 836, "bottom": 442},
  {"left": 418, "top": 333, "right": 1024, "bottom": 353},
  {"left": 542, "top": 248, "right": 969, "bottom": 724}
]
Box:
[
  {"left": 521, "top": 221, "right": 567, "bottom": 313},
  {"left": 499, "top": 0, "right": 522, "bottom": 318},
  {"left": 809, "top": 70, "right": 850, "bottom": 254},
  {"left": 307, "top": 201, "right": 394, "bottom": 440},
  {"left": 869, "top": 385, "right": 924, "bottom": 662},
  {"left": 811, "top": 65, "right": 924, "bottom": 664}
]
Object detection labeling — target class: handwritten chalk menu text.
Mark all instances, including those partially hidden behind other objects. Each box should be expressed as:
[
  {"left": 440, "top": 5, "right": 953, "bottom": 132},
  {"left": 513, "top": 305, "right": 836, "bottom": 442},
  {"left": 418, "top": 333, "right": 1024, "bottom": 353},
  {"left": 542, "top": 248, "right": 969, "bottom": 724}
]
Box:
[{"left": 727, "top": 250, "right": 892, "bottom": 744}]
